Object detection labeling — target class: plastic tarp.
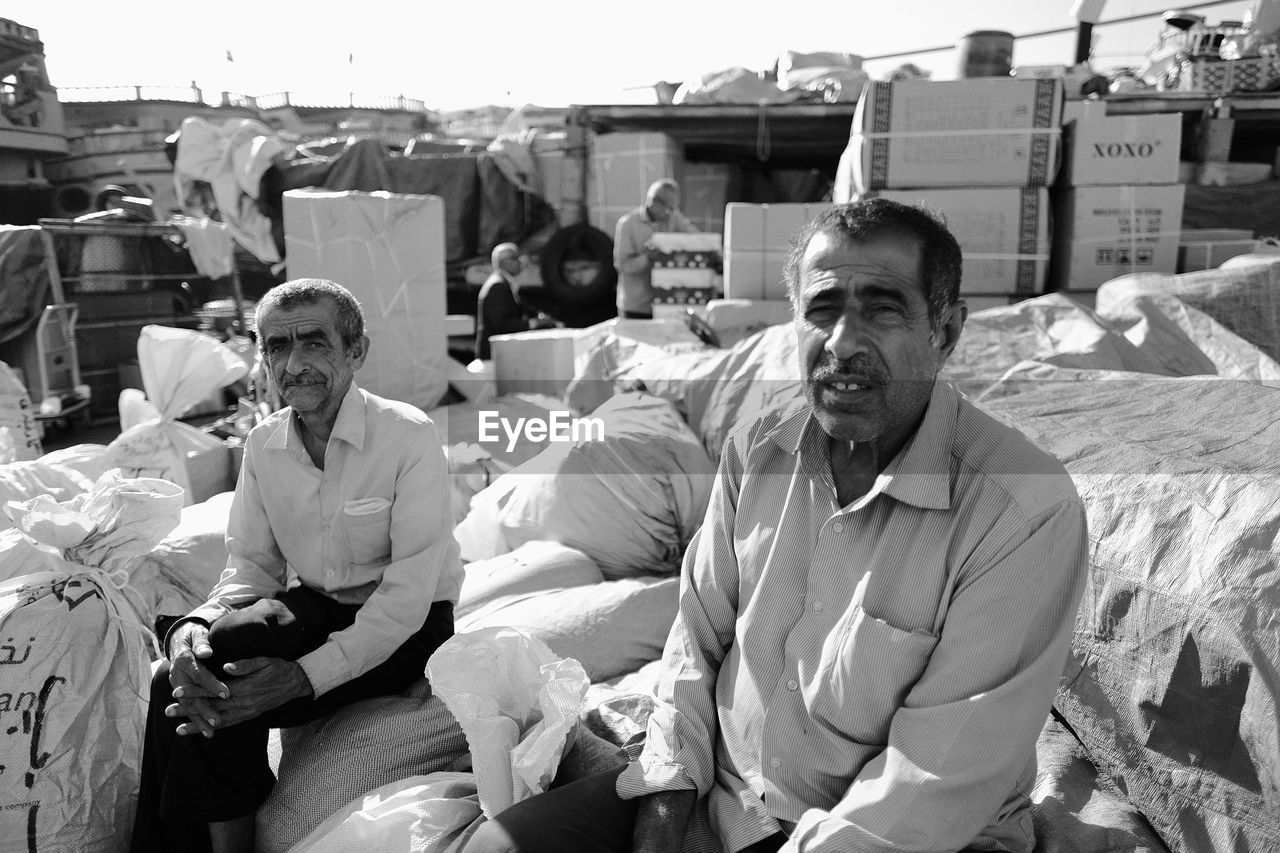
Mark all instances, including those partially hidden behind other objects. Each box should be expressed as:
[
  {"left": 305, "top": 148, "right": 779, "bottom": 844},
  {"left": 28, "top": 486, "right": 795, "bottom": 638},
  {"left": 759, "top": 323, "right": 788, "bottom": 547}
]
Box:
[
  {"left": 265, "top": 138, "right": 553, "bottom": 265},
  {"left": 0, "top": 226, "right": 50, "bottom": 346},
  {"left": 978, "top": 376, "right": 1280, "bottom": 853}
]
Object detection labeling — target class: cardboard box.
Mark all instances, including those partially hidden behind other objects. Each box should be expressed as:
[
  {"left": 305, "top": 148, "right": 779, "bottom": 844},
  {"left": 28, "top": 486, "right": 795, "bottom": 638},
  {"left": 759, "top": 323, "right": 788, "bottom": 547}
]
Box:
[
  {"left": 1178, "top": 228, "right": 1258, "bottom": 272},
  {"left": 587, "top": 132, "right": 683, "bottom": 239},
  {"left": 838, "top": 78, "right": 1063, "bottom": 195},
  {"left": 871, "top": 187, "right": 1051, "bottom": 294},
  {"left": 1062, "top": 113, "right": 1182, "bottom": 186},
  {"left": 681, "top": 162, "right": 733, "bottom": 234},
  {"left": 1051, "top": 184, "right": 1186, "bottom": 290},
  {"left": 490, "top": 328, "right": 579, "bottom": 398},
  {"left": 284, "top": 189, "right": 449, "bottom": 411},
  {"left": 724, "top": 203, "right": 832, "bottom": 299},
  {"left": 184, "top": 444, "right": 233, "bottom": 504}
]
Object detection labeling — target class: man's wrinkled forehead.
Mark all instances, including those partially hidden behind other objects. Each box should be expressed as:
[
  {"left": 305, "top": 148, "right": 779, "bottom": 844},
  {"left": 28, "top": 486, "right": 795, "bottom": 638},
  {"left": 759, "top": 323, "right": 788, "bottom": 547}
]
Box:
[{"left": 260, "top": 302, "right": 341, "bottom": 347}]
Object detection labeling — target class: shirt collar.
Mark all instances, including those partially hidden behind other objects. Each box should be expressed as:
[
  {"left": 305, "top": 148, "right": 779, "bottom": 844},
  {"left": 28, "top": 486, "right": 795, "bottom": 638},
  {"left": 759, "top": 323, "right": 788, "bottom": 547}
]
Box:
[
  {"left": 767, "top": 379, "right": 957, "bottom": 511},
  {"left": 264, "top": 381, "right": 367, "bottom": 453}
]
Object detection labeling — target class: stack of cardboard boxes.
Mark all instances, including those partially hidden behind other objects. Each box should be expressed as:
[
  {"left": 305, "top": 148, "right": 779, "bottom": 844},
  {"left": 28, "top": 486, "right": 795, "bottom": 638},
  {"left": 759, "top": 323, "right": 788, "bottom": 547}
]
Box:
[
  {"left": 722, "top": 203, "right": 831, "bottom": 302},
  {"left": 835, "top": 77, "right": 1062, "bottom": 312},
  {"left": 1051, "top": 102, "right": 1185, "bottom": 305},
  {"left": 650, "top": 232, "right": 722, "bottom": 317}
]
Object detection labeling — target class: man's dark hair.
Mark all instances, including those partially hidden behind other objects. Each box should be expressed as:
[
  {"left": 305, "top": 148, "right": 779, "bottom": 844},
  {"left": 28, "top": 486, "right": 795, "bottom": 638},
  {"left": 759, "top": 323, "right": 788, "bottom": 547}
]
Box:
[
  {"left": 782, "top": 199, "right": 963, "bottom": 330},
  {"left": 256, "top": 278, "right": 366, "bottom": 349}
]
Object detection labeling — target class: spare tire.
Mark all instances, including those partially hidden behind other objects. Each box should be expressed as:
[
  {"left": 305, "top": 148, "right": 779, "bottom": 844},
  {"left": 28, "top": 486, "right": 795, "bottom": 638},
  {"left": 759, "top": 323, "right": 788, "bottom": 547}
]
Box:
[{"left": 539, "top": 224, "right": 617, "bottom": 307}]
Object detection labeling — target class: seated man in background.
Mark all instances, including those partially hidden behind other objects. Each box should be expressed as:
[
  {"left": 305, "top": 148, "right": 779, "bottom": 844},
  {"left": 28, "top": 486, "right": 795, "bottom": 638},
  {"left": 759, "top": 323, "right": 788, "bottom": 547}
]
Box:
[
  {"left": 475, "top": 242, "right": 557, "bottom": 360},
  {"left": 132, "top": 278, "right": 462, "bottom": 853},
  {"left": 465, "top": 199, "right": 1089, "bottom": 853}
]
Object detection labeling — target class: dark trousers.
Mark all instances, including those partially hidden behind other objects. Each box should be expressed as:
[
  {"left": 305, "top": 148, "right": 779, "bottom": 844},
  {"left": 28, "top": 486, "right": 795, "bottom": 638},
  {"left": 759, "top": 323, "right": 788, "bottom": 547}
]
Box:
[
  {"left": 130, "top": 586, "right": 454, "bottom": 853},
  {"left": 622, "top": 309, "right": 654, "bottom": 320},
  {"left": 464, "top": 765, "right": 786, "bottom": 853}
]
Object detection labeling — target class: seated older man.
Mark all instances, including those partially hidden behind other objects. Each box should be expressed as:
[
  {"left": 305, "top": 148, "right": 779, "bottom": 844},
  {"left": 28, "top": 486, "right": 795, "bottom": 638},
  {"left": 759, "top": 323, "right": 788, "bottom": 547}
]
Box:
[
  {"left": 131, "top": 278, "right": 462, "bottom": 853},
  {"left": 465, "top": 199, "right": 1088, "bottom": 853}
]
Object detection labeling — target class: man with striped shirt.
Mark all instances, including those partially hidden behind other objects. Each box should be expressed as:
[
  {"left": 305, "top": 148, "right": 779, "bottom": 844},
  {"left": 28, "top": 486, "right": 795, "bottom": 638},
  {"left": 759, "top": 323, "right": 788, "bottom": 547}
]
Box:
[{"left": 466, "top": 199, "right": 1089, "bottom": 853}]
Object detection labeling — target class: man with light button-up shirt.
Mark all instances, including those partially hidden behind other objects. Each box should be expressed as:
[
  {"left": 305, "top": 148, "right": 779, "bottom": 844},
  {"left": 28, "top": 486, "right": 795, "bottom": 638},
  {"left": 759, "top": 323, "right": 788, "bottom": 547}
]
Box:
[
  {"left": 464, "top": 199, "right": 1088, "bottom": 853},
  {"left": 131, "top": 278, "right": 462, "bottom": 853}
]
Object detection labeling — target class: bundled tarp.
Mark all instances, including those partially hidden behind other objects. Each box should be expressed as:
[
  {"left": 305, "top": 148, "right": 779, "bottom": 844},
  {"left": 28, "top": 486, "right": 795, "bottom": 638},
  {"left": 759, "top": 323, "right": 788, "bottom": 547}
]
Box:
[
  {"left": 262, "top": 138, "right": 554, "bottom": 265},
  {"left": 979, "top": 376, "right": 1280, "bottom": 853},
  {"left": 455, "top": 393, "right": 716, "bottom": 578}
]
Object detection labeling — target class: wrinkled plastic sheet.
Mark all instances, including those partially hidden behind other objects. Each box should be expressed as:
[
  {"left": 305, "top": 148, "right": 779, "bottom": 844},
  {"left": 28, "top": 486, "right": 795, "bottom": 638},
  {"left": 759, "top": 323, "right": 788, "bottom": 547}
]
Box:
[
  {"left": 979, "top": 377, "right": 1280, "bottom": 853},
  {"left": 267, "top": 139, "right": 551, "bottom": 264},
  {"left": 0, "top": 226, "right": 50, "bottom": 346}
]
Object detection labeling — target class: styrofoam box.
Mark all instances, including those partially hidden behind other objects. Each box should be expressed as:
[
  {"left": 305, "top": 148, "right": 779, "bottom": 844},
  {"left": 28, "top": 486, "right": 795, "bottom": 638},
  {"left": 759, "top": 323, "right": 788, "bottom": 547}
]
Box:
[
  {"left": 1062, "top": 113, "right": 1182, "bottom": 186},
  {"left": 284, "top": 189, "right": 448, "bottom": 410},
  {"left": 489, "top": 328, "right": 579, "bottom": 398},
  {"left": 588, "top": 132, "right": 683, "bottom": 239},
  {"left": 1178, "top": 228, "right": 1258, "bottom": 272},
  {"left": 870, "top": 187, "right": 1051, "bottom": 294},
  {"left": 837, "top": 78, "right": 1063, "bottom": 196},
  {"left": 703, "top": 298, "right": 794, "bottom": 347},
  {"left": 1050, "top": 184, "right": 1186, "bottom": 291},
  {"left": 724, "top": 203, "right": 833, "bottom": 299},
  {"left": 654, "top": 268, "right": 717, "bottom": 289}
]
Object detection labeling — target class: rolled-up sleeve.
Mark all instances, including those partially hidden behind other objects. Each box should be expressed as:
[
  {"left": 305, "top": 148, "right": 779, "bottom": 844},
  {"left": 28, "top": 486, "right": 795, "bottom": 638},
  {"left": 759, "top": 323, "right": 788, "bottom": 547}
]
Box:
[
  {"left": 297, "top": 423, "right": 458, "bottom": 697},
  {"left": 783, "top": 499, "right": 1088, "bottom": 853},
  {"left": 618, "top": 436, "right": 744, "bottom": 799}
]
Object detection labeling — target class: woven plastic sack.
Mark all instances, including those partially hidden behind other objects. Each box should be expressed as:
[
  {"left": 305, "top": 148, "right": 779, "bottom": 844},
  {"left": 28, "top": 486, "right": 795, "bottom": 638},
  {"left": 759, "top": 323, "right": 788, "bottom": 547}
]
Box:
[{"left": 0, "top": 474, "right": 182, "bottom": 852}]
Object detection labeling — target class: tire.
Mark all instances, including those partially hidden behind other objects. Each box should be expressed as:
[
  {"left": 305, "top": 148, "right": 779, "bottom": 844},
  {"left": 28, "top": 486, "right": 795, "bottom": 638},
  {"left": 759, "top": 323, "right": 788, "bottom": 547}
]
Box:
[{"left": 539, "top": 224, "right": 617, "bottom": 307}]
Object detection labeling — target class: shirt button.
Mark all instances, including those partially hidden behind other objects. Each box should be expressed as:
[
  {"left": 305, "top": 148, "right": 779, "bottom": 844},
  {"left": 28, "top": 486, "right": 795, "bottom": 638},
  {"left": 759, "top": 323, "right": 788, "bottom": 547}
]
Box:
[
  {"left": 326, "top": 570, "right": 334, "bottom": 576},
  {"left": 812, "top": 601, "right": 824, "bottom": 612},
  {"left": 786, "top": 679, "right": 798, "bottom": 691},
  {"left": 769, "top": 757, "right": 781, "bottom": 769},
  {"left": 832, "top": 522, "right": 844, "bottom": 533}
]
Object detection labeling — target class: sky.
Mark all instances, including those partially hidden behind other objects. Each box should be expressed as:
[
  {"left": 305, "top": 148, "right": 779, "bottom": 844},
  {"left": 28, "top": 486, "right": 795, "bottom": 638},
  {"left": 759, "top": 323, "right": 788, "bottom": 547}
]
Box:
[{"left": 9, "top": 0, "right": 1259, "bottom": 111}]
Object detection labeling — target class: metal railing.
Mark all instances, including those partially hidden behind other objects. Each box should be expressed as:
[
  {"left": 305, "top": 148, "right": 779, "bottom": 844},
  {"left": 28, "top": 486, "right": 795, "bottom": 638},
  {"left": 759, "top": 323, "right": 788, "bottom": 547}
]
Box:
[{"left": 59, "top": 86, "right": 430, "bottom": 114}]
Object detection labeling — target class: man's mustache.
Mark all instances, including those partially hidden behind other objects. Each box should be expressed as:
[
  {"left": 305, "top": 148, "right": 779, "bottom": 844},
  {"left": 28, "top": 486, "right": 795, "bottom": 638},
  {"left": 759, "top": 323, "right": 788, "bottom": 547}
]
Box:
[{"left": 810, "top": 354, "right": 888, "bottom": 385}]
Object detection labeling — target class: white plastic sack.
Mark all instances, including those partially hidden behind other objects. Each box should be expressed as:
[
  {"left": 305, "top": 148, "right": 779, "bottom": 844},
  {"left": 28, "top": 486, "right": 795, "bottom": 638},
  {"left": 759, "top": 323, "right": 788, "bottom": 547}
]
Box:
[
  {"left": 427, "top": 626, "right": 588, "bottom": 818},
  {"left": 456, "top": 394, "right": 716, "bottom": 578},
  {"left": 106, "top": 326, "right": 247, "bottom": 506},
  {"left": 287, "top": 772, "right": 482, "bottom": 853},
  {"left": 0, "top": 474, "right": 182, "bottom": 853}
]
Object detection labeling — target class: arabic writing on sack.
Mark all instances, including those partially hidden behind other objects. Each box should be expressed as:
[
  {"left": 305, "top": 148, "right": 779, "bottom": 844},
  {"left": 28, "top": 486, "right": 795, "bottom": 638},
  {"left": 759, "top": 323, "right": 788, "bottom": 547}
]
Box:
[{"left": 0, "top": 578, "right": 100, "bottom": 853}]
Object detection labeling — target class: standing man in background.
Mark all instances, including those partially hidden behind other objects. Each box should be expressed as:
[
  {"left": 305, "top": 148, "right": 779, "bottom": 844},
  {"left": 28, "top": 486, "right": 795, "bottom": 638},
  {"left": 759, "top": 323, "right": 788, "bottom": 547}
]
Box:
[
  {"left": 475, "top": 242, "right": 557, "bottom": 360},
  {"left": 614, "top": 178, "right": 698, "bottom": 319}
]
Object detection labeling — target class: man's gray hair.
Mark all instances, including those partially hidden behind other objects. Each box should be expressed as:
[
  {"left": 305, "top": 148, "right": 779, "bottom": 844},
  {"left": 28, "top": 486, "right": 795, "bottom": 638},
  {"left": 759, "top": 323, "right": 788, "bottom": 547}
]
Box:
[
  {"left": 646, "top": 178, "right": 680, "bottom": 201},
  {"left": 782, "top": 199, "right": 962, "bottom": 331},
  {"left": 491, "top": 242, "right": 520, "bottom": 267},
  {"left": 255, "top": 278, "right": 366, "bottom": 349}
]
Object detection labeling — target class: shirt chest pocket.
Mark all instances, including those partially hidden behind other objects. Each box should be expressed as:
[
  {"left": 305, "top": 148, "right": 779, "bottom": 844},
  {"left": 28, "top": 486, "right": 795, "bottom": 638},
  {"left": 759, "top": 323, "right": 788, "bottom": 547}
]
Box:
[
  {"left": 342, "top": 499, "right": 392, "bottom": 568},
  {"left": 812, "top": 605, "right": 939, "bottom": 745}
]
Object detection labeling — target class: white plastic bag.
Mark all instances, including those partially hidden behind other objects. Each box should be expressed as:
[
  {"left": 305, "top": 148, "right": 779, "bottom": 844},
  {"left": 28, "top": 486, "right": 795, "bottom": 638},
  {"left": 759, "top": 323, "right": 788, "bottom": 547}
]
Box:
[
  {"left": 106, "top": 325, "right": 248, "bottom": 505},
  {"left": 426, "top": 627, "right": 588, "bottom": 818},
  {"left": 0, "top": 474, "right": 183, "bottom": 852}
]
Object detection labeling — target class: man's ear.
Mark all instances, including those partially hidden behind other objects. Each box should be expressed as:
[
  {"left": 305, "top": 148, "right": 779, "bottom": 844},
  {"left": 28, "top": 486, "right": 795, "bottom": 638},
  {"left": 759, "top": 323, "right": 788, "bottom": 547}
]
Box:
[
  {"left": 934, "top": 299, "right": 967, "bottom": 362},
  {"left": 349, "top": 335, "right": 370, "bottom": 369}
]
